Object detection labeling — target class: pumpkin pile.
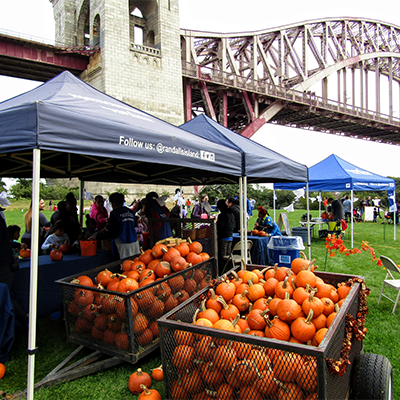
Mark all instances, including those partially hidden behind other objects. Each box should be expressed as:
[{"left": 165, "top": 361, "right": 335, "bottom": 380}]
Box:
[
  {"left": 168, "top": 258, "right": 354, "bottom": 399},
  {"left": 251, "top": 229, "right": 268, "bottom": 237},
  {"left": 65, "top": 240, "right": 212, "bottom": 353}
]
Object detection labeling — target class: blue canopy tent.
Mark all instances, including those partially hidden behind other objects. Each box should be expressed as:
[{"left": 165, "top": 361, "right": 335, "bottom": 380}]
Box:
[
  {"left": 274, "top": 154, "right": 397, "bottom": 246},
  {"left": 0, "top": 71, "right": 244, "bottom": 399},
  {"left": 180, "top": 114, "right": 309, "bottom": 266},
  {"left": 180, "top": 114, "right": 308, "bottom": 184}
]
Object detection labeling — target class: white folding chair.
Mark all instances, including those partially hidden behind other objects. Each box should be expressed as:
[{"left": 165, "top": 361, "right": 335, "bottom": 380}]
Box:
[
  {"left": 378, "top": 256, "right": 400, "bottom": 313},
  {"left": 222, "top": 240, "right": 253, "bottom": 274}
]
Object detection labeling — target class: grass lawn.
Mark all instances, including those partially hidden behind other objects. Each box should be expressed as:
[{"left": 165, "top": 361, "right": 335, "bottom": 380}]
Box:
[{"left": 1, "top": 205, "right": 399, "bottom": 399}]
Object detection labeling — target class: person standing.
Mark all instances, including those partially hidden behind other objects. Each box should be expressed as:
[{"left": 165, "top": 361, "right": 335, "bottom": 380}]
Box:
[
  {"left": 105, "top": 192, "right": 139, "bottom": 259},
  {"left": 90, "top": 195, "right": 109, "bottom": 230},
  {"left": 342, "top": 195, "right": 352, "bottom": 223},
  {"left": 21, "top": 199, "right": 51, "bottom": 249},
  {"left": 144, "top": 192, "right": 172, "bottom": 241},
  {"left": 373, "top": 197, "right": 382, "bottom": 218},
  {"left": 226, "top": 197, "right": 240, "bottom": 233},
  {"left": 216, "top": 199, "right": 235, "bottom": 274},
  {"left": 249, "top": 197, "right": 256, "bottom": 215},
  {"left": 328, "top": 197, "right": 344, "bottom": 221},
  {"left": 359, "top": 197, "right": 367, "bottom": 217},
  {"left": 0, "top": 216, "right": 28, "bottom": 328},
  {"left": 50, "top": 193, "right": 81, "bottom": 244},
  {"left": 49, "top": 200, "right": 53, "bottom": 212},
  {"left": 192, "top": 194, "right": 211, "bottom": 218}
]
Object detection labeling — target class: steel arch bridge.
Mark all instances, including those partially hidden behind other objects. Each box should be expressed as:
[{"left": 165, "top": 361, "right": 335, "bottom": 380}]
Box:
[{"left": 181, "top": 18, "right": 400, "bottom": 144}]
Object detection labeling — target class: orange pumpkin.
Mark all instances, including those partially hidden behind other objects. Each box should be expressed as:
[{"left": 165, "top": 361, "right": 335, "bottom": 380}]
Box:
[
  {"left": 189, "top": 241, "right": 203, "bottom": 254},
  {"left": 19, "top": 248, "right": 31, "bottom": 258}
]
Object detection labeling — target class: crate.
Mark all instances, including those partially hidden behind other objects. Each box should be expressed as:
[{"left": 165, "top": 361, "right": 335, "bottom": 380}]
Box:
[
  {"left": 56, "top": 257, "right": 217, "bottom": 364},
  {"left": 158, "top": 267, "right": 364, "bottom": 400},
  {"left": 148, "top": 217, "right": 217, "bottom": 259}
]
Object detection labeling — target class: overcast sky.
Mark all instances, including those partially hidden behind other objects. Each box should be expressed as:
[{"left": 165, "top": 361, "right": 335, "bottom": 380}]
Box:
[{"left": 1, "top": 0, "right": 400, "bottom": 178}]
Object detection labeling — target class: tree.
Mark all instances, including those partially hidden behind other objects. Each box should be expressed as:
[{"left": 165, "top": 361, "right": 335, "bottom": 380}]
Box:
[{"left": 8, "top": 178, "right": 79, "bottom": 200}]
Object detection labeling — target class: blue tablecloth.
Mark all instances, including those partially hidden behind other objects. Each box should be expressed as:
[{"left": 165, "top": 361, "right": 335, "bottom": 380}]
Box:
[
  {"left": 0, "top": 282, "right": 15, "bottom": 363},
  {"left": 11, "top": 250, "right": 114, "bottom": 318},
  {"left": 232, "top": 233, "right": 272, "bottom": 266}
]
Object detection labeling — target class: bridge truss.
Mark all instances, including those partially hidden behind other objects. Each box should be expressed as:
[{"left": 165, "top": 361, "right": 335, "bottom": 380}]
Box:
[{"left": 181, "top": 18, "right": 400, "bottom": 144}]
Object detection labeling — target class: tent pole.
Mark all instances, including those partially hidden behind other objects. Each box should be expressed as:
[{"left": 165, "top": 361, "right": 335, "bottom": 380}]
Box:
[
  {"left": 318, "top": 191, "right": 321, "bottom": 218},
  {"left": 351, "top": 190, "right": 354, "bottom": 248},
  {"left": 243, "top": 176, "right": 248, "bottom": 263},
  {"left": 79, "top": 180, "right": 84, "bottom": 228},
  {"left": 394, "top": 191, "right": 397, "bottom": 241},
  {"left": 238, "top": 178, "right": 244, "bottom": 263},
  {"left": 306, "top": 183, "right": 311, "bottom": 260},
  {"left": 179, "top": 185, "right": 183, "bottom": 217},
  {"left": 273, "top": 189, "right": 276, "bottom": 222},
  {"left": 27, "top": 148, "right": 41, "bottom": 400}
]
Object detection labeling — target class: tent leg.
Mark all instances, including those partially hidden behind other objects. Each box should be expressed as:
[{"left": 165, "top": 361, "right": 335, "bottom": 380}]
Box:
[
  {"left": 26, "top": 148, "right": 41, "bottom": 400},
  {"left": 13, "top": 346, "right": 122, "bottom": 398}
]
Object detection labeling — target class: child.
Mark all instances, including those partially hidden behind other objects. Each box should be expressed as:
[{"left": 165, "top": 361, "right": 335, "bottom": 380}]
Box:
[
  {"left": 373, "top": 207, "right": 378, "bottom": 223},
  {"left": 82, "top": 215, "right": 98, "bottom": 239},
  {"left": 8, "top": 224, "right": 25, "bottom": 258},
  {"left": 135, "top": 216, "right": 147, "bottom": 246},
  {"left": 41, "top": 220, "right": 69, "bottom": 251}
]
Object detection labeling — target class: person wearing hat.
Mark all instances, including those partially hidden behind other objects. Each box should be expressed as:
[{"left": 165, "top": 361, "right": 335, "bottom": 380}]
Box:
[
  {"left": 254, "top": 207, "right": 270, "bottom": 231},
  {"left": 263, "top": 216, "right": 282, "bottom": 237}
]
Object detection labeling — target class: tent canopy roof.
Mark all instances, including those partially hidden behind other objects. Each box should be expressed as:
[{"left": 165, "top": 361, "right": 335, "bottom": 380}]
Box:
[
  {"left": 0, "top": 72, "right": 242, "bottom": 185},
  {"left": 274, "top": 154, "right": 395, "bottom": 192},
  {"left": 180, "top": 114, "right": 308, "bottom": 184}
]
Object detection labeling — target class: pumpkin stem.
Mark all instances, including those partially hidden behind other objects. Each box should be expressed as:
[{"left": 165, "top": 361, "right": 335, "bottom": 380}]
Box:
[
  {"left": 241, "top": 290, "right": 249, "bottom": 299},
  {"left": 240, "top": 258, "right": 247, "bottom": 271},
  {"left": 231, "top": 313, "right": 241, "bottom": 326},
  {"left": 193, "top": 308, "right": 200, "bottom": 323},
  {"left": 307, "top": 259, "right": 316, "bottom": 271},
  {"left": 305, "top": 308, "right": 314, "bottom": 323},
  {"left": 282, "top": 276, "right": 289, "bottom": 289},
  {"left": 334, "top": 303, "right": 340, "bottom": 313},
  {"left": 139, "top": 384, "right": 151, "bottom": 395},
  {"left": 299, "top": 251, "right": 307, "bottom": 260},
  {"left": 209, "top": 288, "right": 217, "bottom": 300},
  {"left": 216, "top": 296, "right": 229, "bottom": 309},
  {"left": 230, "top": 270, "right": 240, "bottom": 281}
]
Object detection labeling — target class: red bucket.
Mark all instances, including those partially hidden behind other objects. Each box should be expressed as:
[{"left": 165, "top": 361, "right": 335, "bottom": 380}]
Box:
[{"left": 80, "top": 240, "right": 97, "bottom": 257}]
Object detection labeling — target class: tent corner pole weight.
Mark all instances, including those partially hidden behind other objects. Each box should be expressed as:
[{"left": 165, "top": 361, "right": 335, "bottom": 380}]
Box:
[{"left": 27, "top": 148, "right": 41, "bottom": 400}]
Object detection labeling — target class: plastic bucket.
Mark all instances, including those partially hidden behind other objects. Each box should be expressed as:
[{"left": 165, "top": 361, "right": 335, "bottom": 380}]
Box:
[{"left": 80, "top": 240, "right": 97, "bottom": 257}]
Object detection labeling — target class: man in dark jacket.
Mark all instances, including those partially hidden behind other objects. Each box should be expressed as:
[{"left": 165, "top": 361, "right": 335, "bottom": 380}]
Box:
[
  {"left": 226, "top": 197, "right": 240, "bottom": 233},
  {"left": 49, "top": 192, "right": 82, "bottom": 244},
  {"left": 328, "top": 197, "right": 344, "bottom": 221},
  {"left": 216, "top": 199, "right": 235, "bottom": 274}
]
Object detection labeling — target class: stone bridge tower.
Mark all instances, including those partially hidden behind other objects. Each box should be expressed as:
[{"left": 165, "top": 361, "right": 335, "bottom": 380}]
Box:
[{"left": 49, "top": 0, "right": 184, "bottom": 126}]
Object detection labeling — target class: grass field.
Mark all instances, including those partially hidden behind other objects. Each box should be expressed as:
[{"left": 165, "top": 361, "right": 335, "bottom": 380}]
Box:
[{"left": 1, "top": 203, "right": 399, "bottom": 399}]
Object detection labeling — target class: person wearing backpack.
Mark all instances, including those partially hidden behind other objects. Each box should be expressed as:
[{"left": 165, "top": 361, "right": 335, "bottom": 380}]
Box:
[{"left": 103, "top": 192, "right": 139, "bottom": 259}]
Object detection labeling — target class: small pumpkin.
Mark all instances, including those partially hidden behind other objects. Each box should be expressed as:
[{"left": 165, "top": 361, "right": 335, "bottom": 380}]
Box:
[
  {"left": 138, "top": 385, "right": 161, "bottom": 400},
  {"left": 0, "top": 363, "right": 5, "bottom": 380},
  {"left": 50, "top": 248, "right": 63, "bottom": 261},
  {"left": 19, "top": 248, "right": 31, "bottom": 258},
  {"left": 128, "top": 368, "right": 152, "bottom": 395}
]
